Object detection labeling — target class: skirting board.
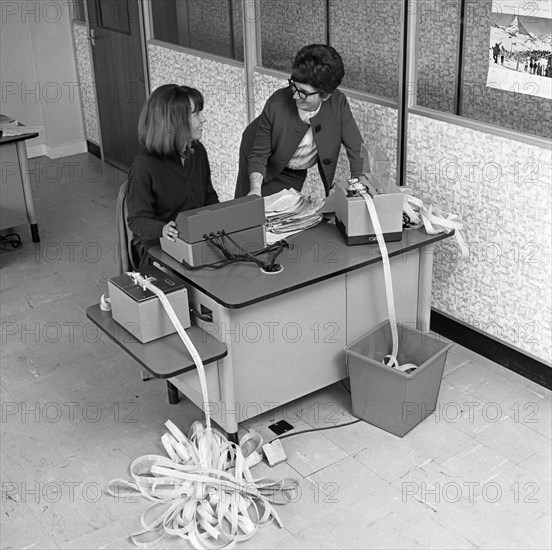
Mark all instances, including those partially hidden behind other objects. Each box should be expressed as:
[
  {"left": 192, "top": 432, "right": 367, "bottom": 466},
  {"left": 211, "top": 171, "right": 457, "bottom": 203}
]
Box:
[
  {"left": 87, "top": 140, "right": 101, "bottom": 159},
  {"left": 430, "top": 309, "right": 551, "bottom": 390},
  {"left": 27, "top": 141, "right": 88, "bottom": 159}
]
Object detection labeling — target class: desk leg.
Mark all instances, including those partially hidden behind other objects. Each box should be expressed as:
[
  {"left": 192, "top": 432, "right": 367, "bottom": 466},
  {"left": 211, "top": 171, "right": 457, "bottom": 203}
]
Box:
[
  {"left": 216, "top": 308, "right": 239, "bottom": 435},
  {"left": 167, "top": 381, "right": 180, "bottom": 404},
  {"left": 416, "top": 244, "right": 435, "bottom": 331},
  {"left": 226, "top": 431, "right": 239, "bottom": 444},
  {"left": 15, "top": 141, "right": 39, "bottom": 242}
]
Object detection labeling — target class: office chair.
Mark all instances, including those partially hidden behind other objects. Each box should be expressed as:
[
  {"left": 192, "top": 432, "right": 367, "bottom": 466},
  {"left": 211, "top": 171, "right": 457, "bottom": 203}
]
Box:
[
  {"left": 115, "top": 182, "right": 181, "bottom": 402},
  {"left": 116, "top": 180, "right": 140, "bottom": 274}
]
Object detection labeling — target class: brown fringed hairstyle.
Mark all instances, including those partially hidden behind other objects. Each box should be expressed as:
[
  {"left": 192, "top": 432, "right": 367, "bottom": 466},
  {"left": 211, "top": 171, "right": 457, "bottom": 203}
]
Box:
[{"left": 137, "top": 84, "right": 204, "bottom": 159}]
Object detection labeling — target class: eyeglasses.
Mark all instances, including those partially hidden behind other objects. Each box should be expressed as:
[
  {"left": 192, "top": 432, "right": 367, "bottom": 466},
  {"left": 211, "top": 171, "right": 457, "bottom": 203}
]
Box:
[{"left": 288, "top": 79, "right": 320, "bottom": 100}]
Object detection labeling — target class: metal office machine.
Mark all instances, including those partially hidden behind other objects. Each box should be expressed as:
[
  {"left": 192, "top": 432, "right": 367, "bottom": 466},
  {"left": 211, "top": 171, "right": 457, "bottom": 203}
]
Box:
[
  {"left": 161, "top": 196, "right": 266, "bottom": 267},
  {"left": 335, "top": 144, "right": 404, "bottom": 245},
  {"left": 108, "top": 265, "right": 190, "bottom": 343}
]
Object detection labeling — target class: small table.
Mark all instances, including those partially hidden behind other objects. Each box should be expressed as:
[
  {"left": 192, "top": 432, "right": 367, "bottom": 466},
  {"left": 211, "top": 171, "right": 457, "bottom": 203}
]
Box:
[
  {"left": 0, "top": 119, "right": 40, "bottom": 242},
  {"left": 85, "top": 304, "right": 228, "bottom": 410}
]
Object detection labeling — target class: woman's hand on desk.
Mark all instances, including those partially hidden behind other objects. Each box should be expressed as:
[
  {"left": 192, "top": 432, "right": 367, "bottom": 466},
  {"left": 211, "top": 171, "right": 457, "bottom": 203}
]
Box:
[{"left": 162, "top": 220, "right": 178, "bottom": 242}]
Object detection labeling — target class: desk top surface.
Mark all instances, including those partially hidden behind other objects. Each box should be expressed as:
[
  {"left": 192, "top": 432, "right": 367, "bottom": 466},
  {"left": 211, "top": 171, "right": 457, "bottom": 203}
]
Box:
[
  {"left": 0, "top": 132, "right": 39, "bottom": 145},
  {"left": 0, "top": 115, "right": 39, "bottom": 145},
  {"left": 150, "top": 221, "right": 452, "bottom": 309}
]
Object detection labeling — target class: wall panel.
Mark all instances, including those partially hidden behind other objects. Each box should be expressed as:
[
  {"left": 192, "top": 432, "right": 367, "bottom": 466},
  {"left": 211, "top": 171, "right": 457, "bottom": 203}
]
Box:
[
  {"left": 73, "top": 22, "right": 100, "bottom": 145},
  {"left": 407, "top": 114, "right": 551, "bottom": 362},
  {"left": 461, "top": 0, "right": 551, "bottom": 139}
]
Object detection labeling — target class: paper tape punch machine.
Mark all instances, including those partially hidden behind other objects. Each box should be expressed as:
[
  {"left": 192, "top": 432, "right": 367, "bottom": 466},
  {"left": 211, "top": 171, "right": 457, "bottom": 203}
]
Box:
[
  {"left": 161, "top": 195, "right": 267, "bottom": 267},
  {"left": 334, "top": 144, "right": 404, "bottom": 245}
]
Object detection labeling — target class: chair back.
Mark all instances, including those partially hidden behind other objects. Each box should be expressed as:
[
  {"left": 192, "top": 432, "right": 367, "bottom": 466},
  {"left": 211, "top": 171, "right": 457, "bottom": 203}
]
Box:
[{"left": 116, "top": 181, "right": 138, "bottom": 273}]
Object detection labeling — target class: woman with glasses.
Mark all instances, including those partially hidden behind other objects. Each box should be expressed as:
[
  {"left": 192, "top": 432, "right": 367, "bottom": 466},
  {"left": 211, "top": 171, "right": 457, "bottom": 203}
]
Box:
[{"left": 234, "top": 44, "right": 365, "bottom": 198}]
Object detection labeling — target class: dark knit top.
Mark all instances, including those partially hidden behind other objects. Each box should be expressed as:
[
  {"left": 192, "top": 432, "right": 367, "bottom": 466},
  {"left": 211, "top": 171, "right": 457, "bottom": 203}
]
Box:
[{"left": 127, "top": 142, "right": 219, "bottom": 249}]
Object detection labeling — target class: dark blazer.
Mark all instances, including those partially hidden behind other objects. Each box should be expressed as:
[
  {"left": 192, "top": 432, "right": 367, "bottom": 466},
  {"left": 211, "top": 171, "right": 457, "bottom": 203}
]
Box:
[{"left": 235, "top": 87, "right": 364, "bottom": 198}]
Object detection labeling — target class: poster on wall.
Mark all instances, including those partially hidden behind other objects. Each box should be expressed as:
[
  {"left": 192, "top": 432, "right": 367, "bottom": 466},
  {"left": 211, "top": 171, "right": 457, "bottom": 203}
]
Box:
[{"left": 486, "top": 0, "right": 552, "bottom": 100}]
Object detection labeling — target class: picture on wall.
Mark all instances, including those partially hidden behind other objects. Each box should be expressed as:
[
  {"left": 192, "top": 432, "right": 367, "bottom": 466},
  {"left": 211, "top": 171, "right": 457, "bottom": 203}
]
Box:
[{"left": 486, "top": 0, "right": 551, "bottom": 100}]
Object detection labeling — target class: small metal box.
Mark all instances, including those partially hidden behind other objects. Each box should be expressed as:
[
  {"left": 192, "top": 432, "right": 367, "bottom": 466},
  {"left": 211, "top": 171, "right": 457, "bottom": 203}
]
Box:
[{"left": 108, "top": 266, "right": 190, "bottom": 343}]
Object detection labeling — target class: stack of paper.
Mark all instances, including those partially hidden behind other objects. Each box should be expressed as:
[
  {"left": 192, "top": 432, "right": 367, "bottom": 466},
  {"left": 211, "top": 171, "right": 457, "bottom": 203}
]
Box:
[{"left": 264, "top": 189, "right": 324, "bottom": 243}]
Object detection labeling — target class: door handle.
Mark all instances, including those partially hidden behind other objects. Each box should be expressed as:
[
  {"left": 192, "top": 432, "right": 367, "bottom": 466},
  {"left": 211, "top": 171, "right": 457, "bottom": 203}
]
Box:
[{"left": 87, "top": 29, "right": 96, "bottom": 47}]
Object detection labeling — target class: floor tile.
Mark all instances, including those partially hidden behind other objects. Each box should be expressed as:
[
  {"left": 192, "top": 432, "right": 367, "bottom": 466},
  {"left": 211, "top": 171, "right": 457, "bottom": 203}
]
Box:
[{"left": 474, "top": 415, "right": 550, "bottom": 464}]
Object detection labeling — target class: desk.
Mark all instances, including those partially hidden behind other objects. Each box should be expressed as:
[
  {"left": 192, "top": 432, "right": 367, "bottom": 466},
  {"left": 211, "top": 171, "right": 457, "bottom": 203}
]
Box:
[
  {"left": 0, "top": 126, "right": 40, "bottom": 242},
  {"left": 149, "top": 221, "right": 452, "bottom": 438}
]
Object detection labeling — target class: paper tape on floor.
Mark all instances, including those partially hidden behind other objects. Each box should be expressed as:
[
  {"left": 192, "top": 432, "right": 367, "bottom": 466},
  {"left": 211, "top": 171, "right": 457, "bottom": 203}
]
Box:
[{"left": 105, "top": 272, "right": 299, "bottom": 549}]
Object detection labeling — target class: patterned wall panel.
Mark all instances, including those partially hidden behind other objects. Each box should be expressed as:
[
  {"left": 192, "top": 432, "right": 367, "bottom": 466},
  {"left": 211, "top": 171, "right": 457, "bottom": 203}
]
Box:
[
  {"left": 259, "top": 0, "right": 327, "bottom": 72},
  {"left": 253, "top": 72, "right": 399, "bottom": 200},
  {"left": 407, "top": 114, "right": 551, "bottom": 362},
  {"left": 187, "top": 0, "right": 243, "bottom": 61},
  {"left": 416, "top": 0, "right": 461, "bottom": 113},
  {"left": 258, "top": 0, "right": 402, "bottom": 101},
  {"left": 461, "top": 0, "right": 551, "bottom": 139},
  {"left": 148, "top": 44, "right": 247, "bottom": 201},
  {"left": 329, "top": 0, "right": 403, "bottom": 101},
  {"left": 72, "top": 22, "right": 100, "bottom": 145}
]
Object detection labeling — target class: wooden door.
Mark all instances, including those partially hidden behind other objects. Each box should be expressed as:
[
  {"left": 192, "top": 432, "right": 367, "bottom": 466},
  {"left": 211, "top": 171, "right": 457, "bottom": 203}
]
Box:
[{"left": 86, "top": 0, "right": 147, "bottom": 171}]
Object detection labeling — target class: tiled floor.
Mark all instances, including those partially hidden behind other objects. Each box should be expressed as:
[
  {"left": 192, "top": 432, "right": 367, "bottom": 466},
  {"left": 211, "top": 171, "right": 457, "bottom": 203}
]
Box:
[{"left": 1, "top": 154, "right": 550, "bottom": 549}]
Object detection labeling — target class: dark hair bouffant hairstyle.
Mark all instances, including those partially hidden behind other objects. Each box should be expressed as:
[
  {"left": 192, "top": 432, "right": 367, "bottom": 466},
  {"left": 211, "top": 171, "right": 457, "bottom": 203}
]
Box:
[
  {"left": 291, "top": 44, "right": 345, "bottom": 95},
  {"left": 138, "top": 84, "right": 204, "bottom": 159}
]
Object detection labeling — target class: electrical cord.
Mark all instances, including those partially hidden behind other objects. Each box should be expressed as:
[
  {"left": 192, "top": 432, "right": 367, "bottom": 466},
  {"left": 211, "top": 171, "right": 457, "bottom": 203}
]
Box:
[
  {"left": 209, "top": 231, "right": 266, "bottom": 268},
  {"left": 269, "top": 418, "right": 362, "bottom": 444},
  {"left": 0, "top": 233, "right": 22, "bottom": 252},
  {"left": 180, "top": 232, "right": 291, "bottom": 271},
  {"left": 221, "top": 231, "right": 272, "bottom": 268}
]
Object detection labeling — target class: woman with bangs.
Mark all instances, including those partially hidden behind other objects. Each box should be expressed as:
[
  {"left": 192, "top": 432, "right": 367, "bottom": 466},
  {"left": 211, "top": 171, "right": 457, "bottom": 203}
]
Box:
[{"left": 127, "top": 84, "right": 219, "bottom": 266}]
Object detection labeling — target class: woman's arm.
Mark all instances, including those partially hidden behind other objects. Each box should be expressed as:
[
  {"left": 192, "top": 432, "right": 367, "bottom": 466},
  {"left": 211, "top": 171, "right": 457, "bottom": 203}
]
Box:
[
  {"left": 339, "top": 95, "right": 364, "bottom": 177},
  {"left": 248, "top": 172, "right": 263, "bottom": 196},
  {"left": 246, "top": 97, "right": 276, "bottom": 186}
]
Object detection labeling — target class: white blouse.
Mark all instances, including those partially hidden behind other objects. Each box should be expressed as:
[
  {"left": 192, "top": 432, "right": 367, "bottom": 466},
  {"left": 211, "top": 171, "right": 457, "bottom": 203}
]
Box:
[{"left": 286, "top": 103, "right": 322, "bottom": 170}]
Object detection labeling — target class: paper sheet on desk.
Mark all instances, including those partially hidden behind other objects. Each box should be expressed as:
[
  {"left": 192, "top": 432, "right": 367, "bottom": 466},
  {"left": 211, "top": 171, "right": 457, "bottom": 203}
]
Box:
[{"left": 264, "top": 189, "right": 325, "bottom": 244}]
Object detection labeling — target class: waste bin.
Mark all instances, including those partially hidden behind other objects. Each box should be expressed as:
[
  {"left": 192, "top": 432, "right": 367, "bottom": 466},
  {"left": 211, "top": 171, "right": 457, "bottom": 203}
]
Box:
[{"left": 345, "top": 321, "right": 452, "bottom": 437}]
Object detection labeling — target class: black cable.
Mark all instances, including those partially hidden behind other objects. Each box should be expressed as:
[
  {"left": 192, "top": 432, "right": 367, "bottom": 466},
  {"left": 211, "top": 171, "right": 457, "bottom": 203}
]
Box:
[
  {"left": 205, "top": 232, "right": 246, "bottom": 264},
  {"left": 181, "top": 234, "right": 291, "bottom": 270},
  {"left": 267, "top": 239, "right": 288, "bottom": 272},
  {"left": 204, "top": 232, "right": 268, "bottom": 268},
  {"left": 0, "top": 233, "right": 22, "bottom": 252},
  {"left": 219, "top": 231, "right": 268, "bottom": 268},
  {"left": 269, "top": 418, "right": 362, "bottom": 444}
]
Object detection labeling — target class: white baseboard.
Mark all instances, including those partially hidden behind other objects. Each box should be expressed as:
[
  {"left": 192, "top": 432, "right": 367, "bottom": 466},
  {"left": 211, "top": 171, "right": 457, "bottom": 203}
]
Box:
[{"left": 27, "top": 141, "right": 88, "bottom": 159}]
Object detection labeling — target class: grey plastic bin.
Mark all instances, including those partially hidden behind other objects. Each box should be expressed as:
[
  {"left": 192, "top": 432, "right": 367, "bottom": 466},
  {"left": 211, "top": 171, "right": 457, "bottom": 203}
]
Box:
[{"left": 345, "top": 321, "right": 452, "bottom": 437}]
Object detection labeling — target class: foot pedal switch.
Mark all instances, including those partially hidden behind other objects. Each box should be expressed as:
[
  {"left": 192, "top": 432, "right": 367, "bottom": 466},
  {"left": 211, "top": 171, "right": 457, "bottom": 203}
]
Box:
[{"left": 262, "top": 439, "right": 287, "bottom": 467}]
